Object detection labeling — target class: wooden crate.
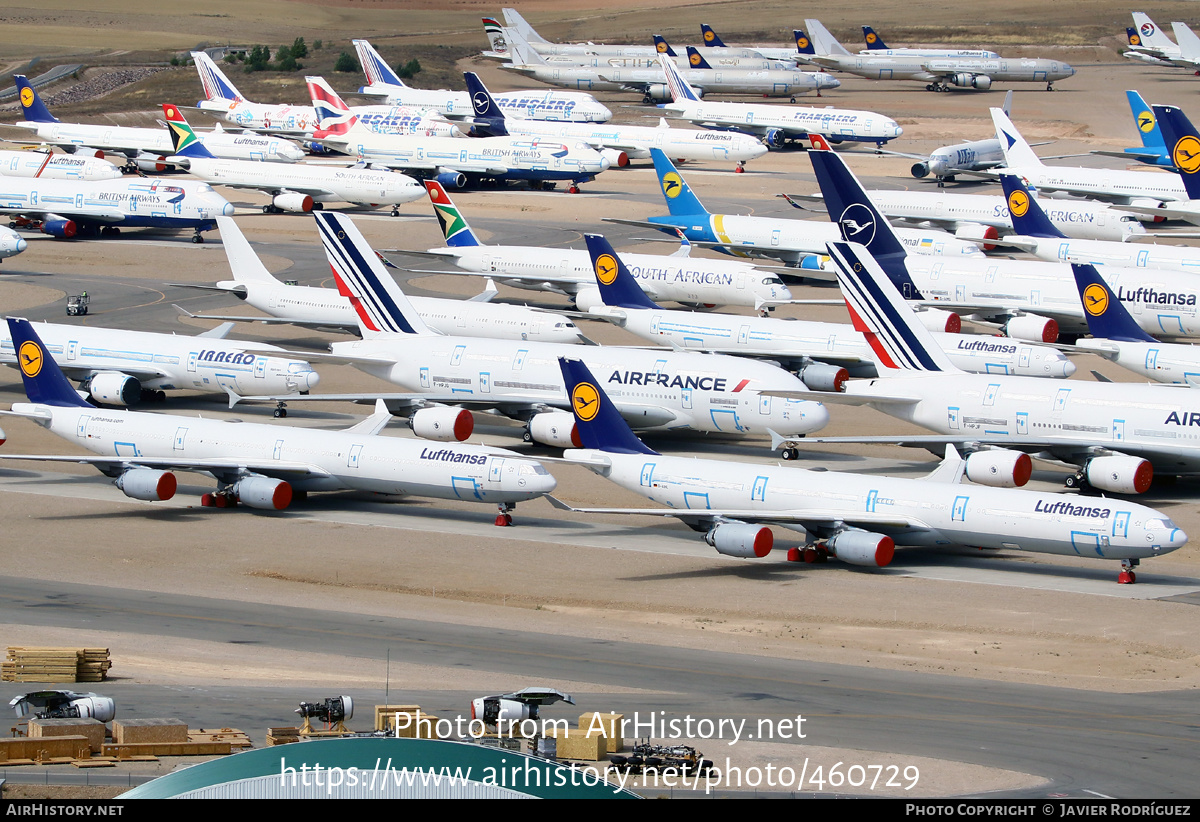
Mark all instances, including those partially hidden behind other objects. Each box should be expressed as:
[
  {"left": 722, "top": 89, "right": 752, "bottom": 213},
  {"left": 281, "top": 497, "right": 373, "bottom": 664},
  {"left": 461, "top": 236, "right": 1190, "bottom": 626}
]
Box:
[
  {"left": 28, "top": 718, "right": 106, "bottom": 753},
  {"left": 103, "top": 742, "right": 231, "bottom": 758},
  {"left": 544, "top": 727, "right": 605, "bottom": 761},
  {"left": 113, "top": 719, "right": 187, "bottom": 744},
  {"left": 0, "top": 735, "right": 92, "bottom": 763},
  {"left": 578, "top": 712, "right": 624, "bottom": 753}
]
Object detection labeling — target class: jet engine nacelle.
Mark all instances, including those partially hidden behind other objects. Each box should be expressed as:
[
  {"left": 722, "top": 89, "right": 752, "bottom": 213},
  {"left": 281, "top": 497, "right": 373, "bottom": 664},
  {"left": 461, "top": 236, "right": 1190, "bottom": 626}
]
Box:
[
  {"left": 797, "top": 361, "right": 848, "bottom": 392},
  {"left": 436, "top": 170, "right": 467, "bottom": 190},
  {"left": 528, "top": 411, "right": 580, "bottom": 448},
  {"left": 964, "top": 449, "right": 1033, "bottom": 488},
  {"left": 66, "top": 146, "right": 106, "bottom": 159},
  {"left": 763, "top": 128, "right": 786, "bottom": 148},
  {"left": 643, "top": 84, "right": 677, "bottom": 102},
  {"left": 950, "top": 73, "right": 991, "bottom": 89},
  {"left": 115, "top": 468, "right": 178, "bottom": 501},
  {"left": 704, "top": 522, "right": 773, "bottom": 558},
  {"left": 599, "top": 148, "right": 629, "bottom": 168},
  {"left": 1004, "top": 314, "right": 1059, "bottom": 343},
  {"left": 471, "top": 696, "right": 532, "bottom": 725},
  {"left": 1085, "top": 455, "right": 1153, "bottom": 495},
  {"left": 42, "top": 218, "right": 77, "bottom": 239},
  {"left": 826, "top": 531, "right": 894, "bottom": 567},
  {"left": 914, "top": 307, "right": 961, "bottom": 334},
  {"left": 135, "top": 154, "right": 169, "bottom": 173},
  {"left": 273, "top": 192, "right": 314, "bottom": 213},
  {"left": 409, "top": 406, "right": 474, "bottom": 442},
  {"left": 0, "top": 425, "right": 6, "bottom": 446},
  {"left": 573, "top": 286, "right": 604, "bottom": 313},
  {"left": 47, "top": 695, "right": 116, "bottom": 722},
  {"left": 231, "top": 476, "right": 293, "bottom": 510},
  {"left": 910, "top": 161, "right": 931, "bottom": 179},
  {"left": 954, "top": 222, "right": 1001, "bottom": 252},
  {"left": 87, "top": 372, "right": 140, "bottom": 406},
  {"left": 1126, "top": 197, "right": 1167, "bottom": 222}
]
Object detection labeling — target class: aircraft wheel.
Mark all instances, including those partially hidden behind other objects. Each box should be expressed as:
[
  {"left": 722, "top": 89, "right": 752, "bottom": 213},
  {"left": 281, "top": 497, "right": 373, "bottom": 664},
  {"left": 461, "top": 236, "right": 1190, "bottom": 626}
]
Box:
[
  {"left": 926, "top": 84, "right": 934, "bottom": 91},
  {"left": 391, "top": 208, "right": 399, "bottom": 217},
  {"left": 568, "top": 185, "right": 580, "bottom": 194},
  {"left": 522, "top": 430, "right": 533, "bottom": 442},
  {"left": 1118, "top": 570, "right": 1136, "bottom": 584},
  {"left": 790, "top": 96, "right": 796, "bottom": 103},
  {"left": 1064, "top": 473, "right": 1084, "bottom": 489},
  {"left": 192, "top": 234, "right": 204, "bottom": 244},
  {"left": 780, "top": 448, "right": 793, "bottom": 460},
  {"left": 262, "top": 205, "right": 271, "bottom": 214},
  {"left": 734, "top": 165, "right": 745, "bottom": 174}
]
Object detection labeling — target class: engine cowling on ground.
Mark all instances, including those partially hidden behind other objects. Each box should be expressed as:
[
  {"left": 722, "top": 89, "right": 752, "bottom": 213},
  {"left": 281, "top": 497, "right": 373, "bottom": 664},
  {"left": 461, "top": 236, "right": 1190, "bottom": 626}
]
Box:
[
  {"left": 115, "top": 468, "right": 177, "bottom": 501},
  {"left": 273, "top": 192, "right": 314, "bottom": 213},
  {"left": 232, "top": 476, "right": 293, "bottom": 510},
  {"left": 826, "top": 531, "right": 894, "bottom": 567},
  {"left": 798, "top": 361, "right": 848, "bottom": 392},
  {"left": 528, "top": 411, "right": 580, "bottom": 447},
  {"left": 965, "top": 449, "right": 1033, "bottom": 488},
  {"left": 87, "top": 372, "right": 140, "bottom": 406},
  {"left": 914, "top": 307, "right": 961, "bottom": 333},
  {"left": 409, "top": 406, "right": 473, "bottom": 442},
  {"left": 953, "top": 222, "right": 1000, "bottom": 252},
  {"left": 704, "top": 522, "right": 773, "bottom": 558},
  {"left": 1085, "top": 455, "right": 1153, "bottom": 494},
  {"left": 1004, "top": 314, "right": 1059, "bottom": 343}
]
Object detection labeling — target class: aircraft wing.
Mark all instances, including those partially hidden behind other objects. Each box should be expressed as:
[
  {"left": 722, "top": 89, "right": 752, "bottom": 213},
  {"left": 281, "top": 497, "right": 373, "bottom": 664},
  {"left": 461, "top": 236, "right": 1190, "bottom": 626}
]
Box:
[
  {"left": 171, "top": 310, "right": 358, "bottom": 333},
  {"left": 0, "top": 453, "right": 331, "bottom": 483},
  {"left": 0, "top": 208, "right": 126, "bottom": 225},
  {"left": 1090, "top": 148, "right": 1170, "bottom": 164},
  {"left": 762, "top": 389, "right": 922, "bottom": 406}
]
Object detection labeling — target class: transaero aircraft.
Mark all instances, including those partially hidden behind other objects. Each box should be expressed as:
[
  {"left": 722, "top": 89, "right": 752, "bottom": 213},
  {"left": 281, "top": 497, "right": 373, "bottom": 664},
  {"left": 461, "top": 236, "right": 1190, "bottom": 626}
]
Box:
[
  {"left": 305, "top": 76, "right": 462, "bottom": 139},
  {"left": 162, "top": 104, "right": 425, "bottom": 216},
  {"left": 353, "top": 39, "right": 611, "bottom": 124},
  {"left": 309, "top": 83, "right": 608, "bottom": 193},
  {"left": 580, "top": 233, "right": 1074, "bottom": 386},
  {"left": 0, "top": 317, "right": 318, "bottom": 406},
  {"left": 808, "top": 144, "right": 1200, "bottom": 341},
  {"left": 286, "top": 212, "right": 828, "bottom": 448},
  {"left": 0, "top": 150, "right": 122, "bottom": 182},
  {"left": 777, "top": 239, "right": 1200, "bottom": 561},
  {"left": 399, "top": 181, "right": 791, "bottom": 310},
  {"left": 10, "top": 76, "right": 304, "bottom": 169},
  {"left": 179, "top": 217, "right": 586, "bottom": 345},
  {"left": 0, "top": 174, "right": 233, "bottom": 242},
  {"left": 1071, "top": 263, "right": 1200, "bottom": 385},
  {"left": 0, "top": 319, "right": 555, "bottom": 521},
  {"left": 803, "top": 19, "right": 1075, "bottom": 92},
  {"left": 463, "top": 71, "right": 768, "bottom": 171},
  {"left": 551, "top": 357, "right": 1184, "bottom": 584},
  {"left": 621, "top": 150, "right": 983, "bottom": 266},
  {"left": 657, "top": 55, "right": 902, "bottom": 147}
]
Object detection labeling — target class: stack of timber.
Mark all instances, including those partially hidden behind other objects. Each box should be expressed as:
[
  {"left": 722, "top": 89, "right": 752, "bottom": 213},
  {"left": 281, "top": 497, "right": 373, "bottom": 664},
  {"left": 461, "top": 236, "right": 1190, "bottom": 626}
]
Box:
[{"left": 2, "top": 647, "right": 112, "bottom": 682}]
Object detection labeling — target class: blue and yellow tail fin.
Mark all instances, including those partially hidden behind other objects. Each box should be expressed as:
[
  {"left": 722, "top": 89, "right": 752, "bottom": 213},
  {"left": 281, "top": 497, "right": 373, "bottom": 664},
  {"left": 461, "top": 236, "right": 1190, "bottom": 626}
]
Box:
[
  {"left": 700, "top": 24, "right": 727, "bottom": 48},
  {"left": 1152, "top": 104, "right": 1200, "bottom": 200},
  {"left": 1071, "top": 264, "right": 1157, "bottom": 343},
  {"left": 14, "top": 76, "right": 57, "bottom": 124},
  {"left": 557, "top": 358, "right": 657, "bottom": 455},
  {"left": 7, "top": 318, "right": 91, "bottom": 407},
  {"left": 583, "top": 235, "right": 661, "bottom": 310},
  {"left": 686, "top": 47, "right": 713, "bottom": 70},
  {"left": 998, "top": 174, "right": 1064, "bottom": 239},
  {"left": 862, "top": 26, "right": 889, "bottom": 50},
  {"left": 649, "top": 149, "right": 709, "bottom": 217},
  {"left": 652, "top": 35, "right": 678, "bottom": 57},
  {"left": 793, "top": 30, "right": 816, "bottom": 57}
]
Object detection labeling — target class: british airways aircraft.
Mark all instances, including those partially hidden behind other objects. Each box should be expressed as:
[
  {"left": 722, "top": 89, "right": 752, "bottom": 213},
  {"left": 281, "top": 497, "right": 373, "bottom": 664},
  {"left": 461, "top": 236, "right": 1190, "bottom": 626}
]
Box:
[
  {"left": 0, "top": 318, "right": 555, "bottom": 522},
  {"left": 551, "top": 356, "right": 1185, "bottom": 584}
]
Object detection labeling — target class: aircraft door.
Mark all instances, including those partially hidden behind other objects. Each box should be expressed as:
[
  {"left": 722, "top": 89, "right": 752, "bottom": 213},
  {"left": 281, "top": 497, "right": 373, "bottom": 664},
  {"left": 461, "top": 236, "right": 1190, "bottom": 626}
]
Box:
[
  {"left": 1112, "top": 418, "right": 1125, "bottom": 441},
  {"left": 752, "top": 475, "right": 767, "bottom": 502},
  {"left": 254, "top": 357, "right": 266, "bottom": 379},
  {"left": 173, "top": 426, "right": 187, "bottom": 450},
  {"left": 948, "top": 406, "right": 960, "bottom": 429},
  {"left": 1137, "top": 249, "right": 1149, "bottom": 267},
  {"left": 512, "top": 349, "right": 527, "bottom": 370},
  {"left": 1112, "top": 510, "right": 1130, "bottom": 539},
  {"left": 1017, "top": 412, "right": 1029, "bottom": 435},
  {"left": 451, "top": 345, "right": 466, "bottom": 366},
  {"left": 983, "top": 384, "right": 999, "bottom": 406},
  {"left": 1019, "top": 347, "right": 1030, "bottom": 369},
  {"left": 75, "top": 193, "right": 83, "bottom": 209},
  {"left": 1145, "top": 348, "right": 1159, "bottom": 370},
  {"left": 489, "top": 457, "right": 504, "bottom": 483},
  {"left": 187, "top": 351, "right": 198, "bottom": 372},
  {"left": 273, "top": 439, "right": 283, "bottom": 460},
  {"left": 67, "top": 341, "right": 78, "bottom": 361},
  {"left": 420, "top": 367, "right": 430, "bottom": 388},
  {"left": 348, "top": 444, "right": 363, "bottom": 469},
  {"left": 952, "top": 495, "right": 968, "bottom": 522},
  {"left": 640, "top": 462, "right": 655, "bottom": 487},
  {"left": 480, "top": 371, "right": 491, "bottom": 393}
]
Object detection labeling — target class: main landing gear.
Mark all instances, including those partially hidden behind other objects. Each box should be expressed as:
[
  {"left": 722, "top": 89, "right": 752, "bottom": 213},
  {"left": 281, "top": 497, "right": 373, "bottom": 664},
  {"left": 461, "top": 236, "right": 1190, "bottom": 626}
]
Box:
[
  {"left": 1118, "top": 559, "right": 1139, "bottom": 585},
  {"left": 191, "top": 230, "right": 205, "bottom": 244},
  {"left": 735, "top": 160, "right": 746, "bottom": 174},
  {"left": 273, "top": 401, "right": 288, "bottom": 418},
  {"left": 495, "top": 502, "right": 515, "bottom": 527}
]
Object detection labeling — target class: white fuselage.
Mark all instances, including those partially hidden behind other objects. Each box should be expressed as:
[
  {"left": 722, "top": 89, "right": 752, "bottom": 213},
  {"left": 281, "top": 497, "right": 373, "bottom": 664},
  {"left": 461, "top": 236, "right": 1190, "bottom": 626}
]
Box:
[
  {"left": 487, "top": 119, "right": 768, "bottom": 164},
  {"left": 19, "top": 401, "right": 556, "bottom": 503},
  {"left": 911, "top": 138, "right": 1004, "bottom": 180},
  {"left": 859, "top": 48, "right": 1000, "bottom": 58},
  {"left": 182, "top": 157, "right": 426, "bottom": 208},
  {"left": 603, "top": 306, "right": 1075, "bottom": 379},
  {"left": 428, "top": 245, "right": 792, "bottom": 308},
  {"left": 0, "top": 151, "right": 122, "bottom": 181},
  {"left": 594, "top": 64, "right": 832, "bottom": 97},
  {"left": 571, "top": 449, "right": 1185, "bottom": 561},
  {"left": 0, "top": 177, "right": 233, "bottom": 231},
  {"left": 0, "top": 321, "right": 318, "bottom": 397},
  {"left": 360, "top": 84, "right": 612, "bottom": 123},
  {"left": 997, "top": 163, "right": 1187, "bottom": 204},
  {"left": 333, "top": 334, "right": 829, "bottom": 437},
  {"left": 218, "top": 279, "right": 586, "bottom": 344},
  {"left": 1075, "top": 338, "right": 1200, "bottom": 384},
  {"left": 200, "top": 101, "right": 459, "bottom": 139},
  {"left": 14, "top": 120, "right": 303, "bottom": 163},
  {"left": 865, "top": 190, "right": 1146, "bottom": 242},
  {"left": 814, "top": 54, "right": 1075, "bottom": 86},
  {"left": 0, "top": 227, "right": 26, "bottom": 258},
  {"left": 1014, "top": 233, "right": 1200, "bottom": 273},
  {"left": 664, "top": 99, "right": 903, "bottom": 144}
]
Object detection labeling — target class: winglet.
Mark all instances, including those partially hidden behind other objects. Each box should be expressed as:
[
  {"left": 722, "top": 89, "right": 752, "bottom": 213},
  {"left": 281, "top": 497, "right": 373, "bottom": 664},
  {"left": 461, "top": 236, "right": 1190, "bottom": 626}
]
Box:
[{"left": 558, "top": 358, "right": 658, "bottom": 455}]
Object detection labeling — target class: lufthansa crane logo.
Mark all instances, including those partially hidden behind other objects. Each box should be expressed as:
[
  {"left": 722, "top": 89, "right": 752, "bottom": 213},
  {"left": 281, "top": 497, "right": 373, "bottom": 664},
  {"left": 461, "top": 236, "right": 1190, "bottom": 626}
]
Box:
[
  {"left": 18, "top": 341, "right": 42, "bottom": 378},
  {"left": 690, "top": 52, "right": 702, "bottom": 66},
  {"left": 1138, "top": 110, "right": 1155, "bottom": 133},
  {"left": 703, "top": 30, "right": 715, "bottom": 42},
  {"left": 1007, "top": 189, "right": 1030, "bottom": 218},
  {"left": 1129, "top": 33, "right": 1141, "bottom": 45},
  {"left": 837, "top": 203, "right": 876, "bottom": 246},
  {"left": 572, "top": 381, "right": 601, "bottom": 421},
  {"left": 796, "top": 36, "right": 809, "bottom": 49},
  {"left": 866, "top": 32, "right": 877, "bottom": 44},
  {"left": 472, "top": 92, "right": 489, "bottom": 113},
  {"left": 1173, "top": 135, "right": 1200, "bottom": 174},
  {"left": 661, "top": 171, "right": 683, "bottom": 198},
  {"left": 19, "top": 87, "right": 33, "bottom": 108},
  {"left": 595, "top": 253, "right": 618, "bottom": 285},
  {"left": 657, "top": 41, "right": 668, "bottom": 53},
  {"left": 1083, "top": 283, "right": 1109, "bottom": 316}
]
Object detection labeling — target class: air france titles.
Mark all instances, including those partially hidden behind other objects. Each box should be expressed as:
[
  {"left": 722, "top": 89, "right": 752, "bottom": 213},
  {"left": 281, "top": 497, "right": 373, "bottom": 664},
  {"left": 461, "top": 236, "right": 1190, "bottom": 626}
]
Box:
[{"left": 608, "top": 371, "right": 731, "bottom": 391}]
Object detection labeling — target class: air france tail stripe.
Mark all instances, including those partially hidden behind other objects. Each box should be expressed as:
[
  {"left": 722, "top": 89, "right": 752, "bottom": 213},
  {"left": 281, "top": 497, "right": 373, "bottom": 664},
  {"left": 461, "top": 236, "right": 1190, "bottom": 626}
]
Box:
[
  {"left": 315, "top": 215, "right": 423, "bottom": 335},
  {"left": 316, "top": 216, "right": 396, "bottom": 332}
]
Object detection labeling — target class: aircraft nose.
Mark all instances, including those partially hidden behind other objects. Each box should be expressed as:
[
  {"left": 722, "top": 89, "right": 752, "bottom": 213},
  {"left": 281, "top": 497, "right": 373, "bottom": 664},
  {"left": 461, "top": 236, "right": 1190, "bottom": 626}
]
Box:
[
  {"left": 221, "top": 200, "right": 235, "bottom": 216},
  {"left": 303, "top": 369, "right": 321, "bottom": 392},
  {"left": 596, "top": 105, "right": 613, "bottom": 121},
  {"left": 776, "top": 283, "right": 793, "bottom": 301},
  {"left": 15, "top": 238, "right": 27, "bottom": 254},
  {"left": 1059, "top": 357, "right": 1077, "bottom": 378},
  {"left": 599, "top": 155, "right": 611, "bottom": 170}
]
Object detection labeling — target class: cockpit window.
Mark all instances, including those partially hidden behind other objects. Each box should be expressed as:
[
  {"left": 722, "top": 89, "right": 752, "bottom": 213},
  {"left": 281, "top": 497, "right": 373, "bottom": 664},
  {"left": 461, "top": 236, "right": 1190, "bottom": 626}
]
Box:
[{"left": 1146, "top": 518, "right": 1177, "bottom": 530}]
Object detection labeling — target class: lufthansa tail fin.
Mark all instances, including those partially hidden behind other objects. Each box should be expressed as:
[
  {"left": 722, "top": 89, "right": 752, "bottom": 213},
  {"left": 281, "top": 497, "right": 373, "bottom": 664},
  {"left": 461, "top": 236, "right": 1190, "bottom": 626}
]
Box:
[
  {"left": 862, "top": 26, "right": 889, "bottom": 50},
  {"left": 1071, "top": 264, "right": 1157, "bottom": 343},
  {"left": 463, "top": 72, "right": 508, "bottom": 136},
  {"left": 583, "top": 235, "right": 661, "bottom": 310},
  {"left": 793, "top": 30, "right": 817, "bottom": 57},
  {"left": 826, "top": 242, "right": 958, "bottom": 374},
  {"left": 14, "top": 76, "right": 58, "bottom": 124},
  {"left": 649, "top": 149, "right": 710, "bottom": 217},
  {"left": 1151, "top": 104, "right": 1200, "bottom": 200},
  {"left": 700, "top": 24, "right": 727, "bottom": 48},
  {"left": 6, "top": 318, "right": 91, "bottom": 407},
  {"left": 162, "top": 104, "right": 217, "bottom": 159},
  {"left": 685, "top": 47, "right": 713, "bottom": 70},
  {"left": 558, "top": 358, "right": 658, "bottom": 455},
  {"left": 652, "top": 35, "right": 678, "bottom": 58},
  {"left": 313, "top": 212, "right": 433, "bottom": 337},
  {"left": 991, "top": 108, "right": 1044, "bottom": 168},
  {"left": 191, "top": 52, "right": 245, "bottom": 103},
  {"left": 998, "top": 174, "right": 1065, "bottom": 239},
  {"left": 424, "top": 182, "right": 482, "bottom": 247},
  {"left": 352, "top": 39, "right": 406, "bottom": 88}
]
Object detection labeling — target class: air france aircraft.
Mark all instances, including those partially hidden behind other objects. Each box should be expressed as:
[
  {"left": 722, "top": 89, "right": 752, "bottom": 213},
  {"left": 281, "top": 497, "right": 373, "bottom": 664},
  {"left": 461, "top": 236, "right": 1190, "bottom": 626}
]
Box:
[
  {"left": 0, "top": 318, "right": 555, "bottom": 522},
  {"left": 0, "top": 318, "right": 318, "bottom": 406},
  {"left": 657, "top": 55, "right": 902, "bottom": 146},
  {"left": 807, "top": 142, "right": 1200, "bottom": 341},
  {"left": 462, "top": 71, "right": 768, "bottom": 170},
  {"left": 804, "top": 19, "right": 1075, "bottom": 91},
  {"left": 401, "top": 181, "right": 791, "bottom": 310},
  {"left": 551, "top": 356, "right": 1185, "bottom": 584},
  {"left": 162, "top": 104, "right": 425, "bottom": 216},
  {"left": 580, "top": 233, "right": 1074, "bottom": 385},
  {"left": 294, "top": 212, "right": 828, "bottom": 448},
  {"left": 623, "top": 150, "right": 984, "bottom": 266},
  {"left": 0, "top": 150, "right": 122, "bottom": 182},
  {"left": 858, "top": 26, "right": 999, "bottom": 59},
  {"left": 178, "top": 216, "right": 586, "bottom": 345},
  {"left": 353, "top": 39, "right": 611, "bottom": 123},
  {"left": 309, "top": 82, "right": 608, "bottom": 193},
  {"left": 11, "top": 75, "right": 304, "bottom": 169}
]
